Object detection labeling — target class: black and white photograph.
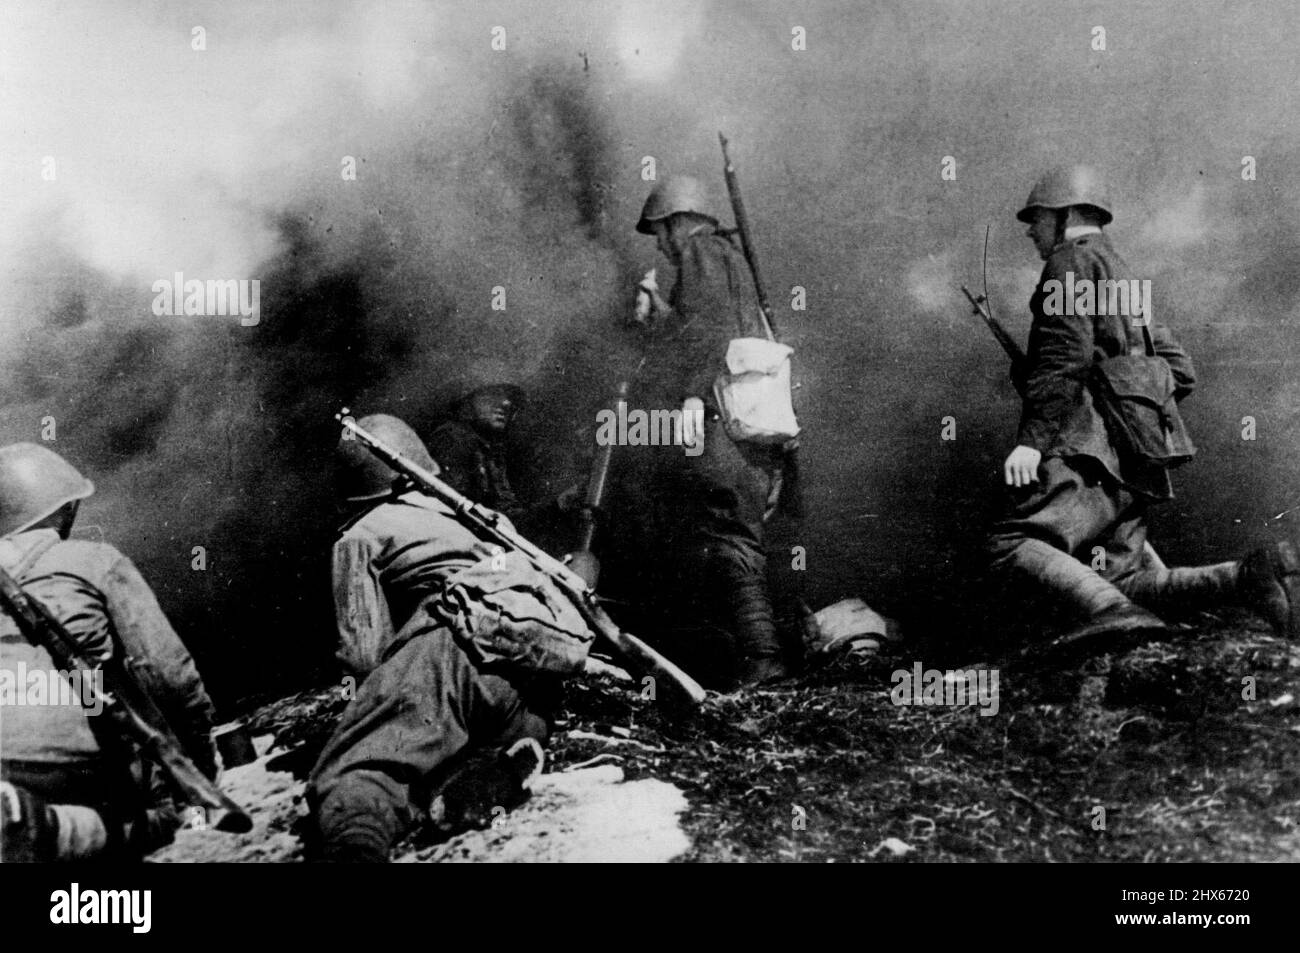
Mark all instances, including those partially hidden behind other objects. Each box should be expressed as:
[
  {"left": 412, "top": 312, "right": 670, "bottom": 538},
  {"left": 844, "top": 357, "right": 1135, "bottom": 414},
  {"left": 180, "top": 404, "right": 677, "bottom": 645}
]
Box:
[{"left": 0, "top": 0, "right": 1293, "bottom": 921}]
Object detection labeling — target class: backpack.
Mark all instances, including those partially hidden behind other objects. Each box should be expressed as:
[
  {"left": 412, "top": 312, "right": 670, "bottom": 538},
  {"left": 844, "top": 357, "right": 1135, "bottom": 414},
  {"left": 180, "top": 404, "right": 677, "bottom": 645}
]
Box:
[{"left": 1089, "top": 319, "right": 1195, "bottom": 469}]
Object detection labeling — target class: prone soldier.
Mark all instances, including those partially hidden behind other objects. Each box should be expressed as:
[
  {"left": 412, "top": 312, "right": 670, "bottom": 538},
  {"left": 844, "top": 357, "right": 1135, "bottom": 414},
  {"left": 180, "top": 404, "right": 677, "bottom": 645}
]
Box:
[{"left": 308, "top": 414, "right": 594, "bottom": 862}]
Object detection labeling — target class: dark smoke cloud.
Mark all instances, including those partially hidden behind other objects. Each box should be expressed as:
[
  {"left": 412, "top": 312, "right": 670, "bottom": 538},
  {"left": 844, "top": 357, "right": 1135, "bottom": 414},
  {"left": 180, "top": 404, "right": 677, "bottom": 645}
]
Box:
[{"left": 3, "top": 0, "right": 1299, "bottom": 701}]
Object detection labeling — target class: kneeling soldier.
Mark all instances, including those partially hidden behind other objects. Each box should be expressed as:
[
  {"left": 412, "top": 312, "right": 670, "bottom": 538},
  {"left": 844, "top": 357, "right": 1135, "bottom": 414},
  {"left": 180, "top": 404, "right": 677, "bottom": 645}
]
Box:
[
  {"left": 985, "top": 166, "right": 1300, "bottom": 657},
  {"left": 0, "top": 444, "right": 217, "bottom": 861}
]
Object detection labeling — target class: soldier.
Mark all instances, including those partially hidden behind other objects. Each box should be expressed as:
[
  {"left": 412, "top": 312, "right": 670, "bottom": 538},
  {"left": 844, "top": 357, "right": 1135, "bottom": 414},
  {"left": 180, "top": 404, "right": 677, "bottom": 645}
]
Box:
[
  {"left": 0, "top": 443, "right": 218, "bottom": 861},
  {"left": 427, "top": 383, "right": 580, "bottom": 535},
  {"left": 985, "top": 166, "right": 1300, "bottom": 656},
  {"left": 309, "top": 414, "right": 593, "bottom": 862},
  {"left": 633, "top": 174, "right": 790, "bottom": 687}
]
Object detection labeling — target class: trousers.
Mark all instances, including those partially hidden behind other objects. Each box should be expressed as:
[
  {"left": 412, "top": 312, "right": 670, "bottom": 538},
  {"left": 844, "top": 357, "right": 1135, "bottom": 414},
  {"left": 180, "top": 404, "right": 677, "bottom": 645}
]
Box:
[{"left": 308, "top": 623, "right": 548, "bottom": 856}]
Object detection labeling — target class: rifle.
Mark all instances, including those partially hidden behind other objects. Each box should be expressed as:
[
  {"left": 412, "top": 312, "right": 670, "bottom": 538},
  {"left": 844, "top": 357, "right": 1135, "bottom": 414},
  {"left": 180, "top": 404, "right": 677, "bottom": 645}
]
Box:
[
  {"left": 336, "top": 409, "right": 708, "bottom": 708},
  {"left": 0, "top": 565, "right": 253, "bottom": 834},
  {"left": 719, "top": 132, "right": 804, "bottom": 517},
  {"left": 567, "top": 380, "right": 629, "bottom": 589},
  {"left": 718, "top": 132, "right": 778, "bottom": 342},
  {"left": 962, "top": 284, "right": 1026, "bottom": 382}
]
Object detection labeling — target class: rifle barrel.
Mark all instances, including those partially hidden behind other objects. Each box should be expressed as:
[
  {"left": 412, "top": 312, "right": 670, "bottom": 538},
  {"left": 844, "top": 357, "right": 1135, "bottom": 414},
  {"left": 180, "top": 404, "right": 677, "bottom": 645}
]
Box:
[{"left": 719, "top": 132, "right": 778, "bottom": 341}]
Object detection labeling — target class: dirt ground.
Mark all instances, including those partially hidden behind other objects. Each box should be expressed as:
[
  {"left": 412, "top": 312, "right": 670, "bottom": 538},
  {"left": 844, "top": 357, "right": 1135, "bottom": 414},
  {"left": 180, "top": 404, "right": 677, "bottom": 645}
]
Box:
[{"left": 153, "top": 606, "right": 1300, "bottom": 863}]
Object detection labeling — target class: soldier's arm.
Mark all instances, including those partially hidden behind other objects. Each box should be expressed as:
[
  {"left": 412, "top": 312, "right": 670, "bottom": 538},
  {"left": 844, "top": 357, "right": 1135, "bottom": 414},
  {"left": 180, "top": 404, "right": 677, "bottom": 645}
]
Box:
[
  {"left": 102, "top": 553, "right": 219, "bottom": 778},
  {"left": 1151, "top": 325, "right": 1197, "bottom": 400},
  {"left": 1016, "top": 260, "right": 1097, "bottom": 451},
  {"left": 332, "top": 534, "right": 394, "bottom": 677}
]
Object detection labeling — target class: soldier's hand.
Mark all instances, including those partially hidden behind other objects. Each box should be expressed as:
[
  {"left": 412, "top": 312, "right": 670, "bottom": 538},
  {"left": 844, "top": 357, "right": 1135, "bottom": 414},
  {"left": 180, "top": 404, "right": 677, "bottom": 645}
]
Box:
[
  {"left": 556, "top": 482, "right": 584, "bottom": 514},
  {"left": 681, "top": 397, "right": 705, "bottom": 450},
  {"left": 1003, "top": 445, "right": 1042, "bottom": 488},
  {"left": 638, "top": 268, "right": 658, "bottom": 294}
]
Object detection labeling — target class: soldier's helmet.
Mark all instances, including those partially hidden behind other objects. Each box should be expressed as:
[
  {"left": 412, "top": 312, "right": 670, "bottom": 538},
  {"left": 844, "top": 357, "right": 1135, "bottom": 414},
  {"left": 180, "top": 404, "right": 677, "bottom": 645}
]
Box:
[
  {"left": 0, "top": 443, "right": 95, "bottom": 538},
  {"left": 1017, "top": 165, "right": 1113, "bottom": 225},
  {"left": 636, "top": 175, "right": 719, "bottom": 234},
  {"left": 453, "top": 383, "right": 526, "bottom": 419},
  {"left": 335, "top": 414, "right": 439, "bottom": 503}
]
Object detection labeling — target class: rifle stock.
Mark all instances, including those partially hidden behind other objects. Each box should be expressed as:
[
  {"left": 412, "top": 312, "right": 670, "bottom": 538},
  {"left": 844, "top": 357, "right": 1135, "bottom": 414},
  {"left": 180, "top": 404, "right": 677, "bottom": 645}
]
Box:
[
  {"left": 0, "top": 566, "right": 253, "bottom": 834},
  {"left": 337, "top": 409, "right": 707, "bottom": 708}
]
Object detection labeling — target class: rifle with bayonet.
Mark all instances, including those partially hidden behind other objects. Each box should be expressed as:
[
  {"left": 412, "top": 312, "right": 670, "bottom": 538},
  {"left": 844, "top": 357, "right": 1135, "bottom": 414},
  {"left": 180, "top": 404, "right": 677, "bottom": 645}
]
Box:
[
  {"left": 0, "top": 564, "right": 253, "bottom": 834},
  {"left": 336, "top": 409, "right": 708, "bottom": 708}
]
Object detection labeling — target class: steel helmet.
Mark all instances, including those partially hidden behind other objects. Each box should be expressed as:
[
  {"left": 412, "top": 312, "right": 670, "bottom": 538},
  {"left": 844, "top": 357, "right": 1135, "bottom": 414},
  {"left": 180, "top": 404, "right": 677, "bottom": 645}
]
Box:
[
  {"left": 452, "top": 382, "right": 526, "bottom": 419},
  {"left": 335, "top": 414, "right": 439, "bottom": 503},
  {"left": 1017, "top": 165, "right": 1113, "bottom": 225},
  {"left": 0, "top": 443, "right": 95, "bottom": 538},
  {"left": 636, "top": 175, "right": 719, "bottom": 234}
]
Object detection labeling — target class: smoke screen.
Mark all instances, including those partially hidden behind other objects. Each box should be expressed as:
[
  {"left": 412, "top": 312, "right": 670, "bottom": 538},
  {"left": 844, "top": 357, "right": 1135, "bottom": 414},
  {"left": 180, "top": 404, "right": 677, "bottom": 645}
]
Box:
[{"left": 2, "top": 0, "right": 1298, "bottom": 704}]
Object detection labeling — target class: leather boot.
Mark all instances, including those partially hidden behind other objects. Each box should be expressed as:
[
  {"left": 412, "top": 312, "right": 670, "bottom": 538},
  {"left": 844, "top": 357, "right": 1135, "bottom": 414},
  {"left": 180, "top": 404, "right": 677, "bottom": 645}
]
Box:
[
  {"left": 1120, "top": 542, "right": 1300, "bottom": 638},
  {"left": 1003, "top": 539, "right": 1168, "bottom": 661},
  {"left": 1238, "top": 540, "right": 1300, "bottom": 639},
  {"left": 1117, "top": 561, "right": 1240, "bottom": 616},
  {"left": 727, "top": 575, "right": 789, "bottom": 686}
]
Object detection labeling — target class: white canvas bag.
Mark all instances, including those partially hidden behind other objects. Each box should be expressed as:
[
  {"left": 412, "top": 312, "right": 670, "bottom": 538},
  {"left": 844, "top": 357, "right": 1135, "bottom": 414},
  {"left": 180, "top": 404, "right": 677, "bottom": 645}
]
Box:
[{"left": 713, "top": 336, "right": 801, "bottom": 444}]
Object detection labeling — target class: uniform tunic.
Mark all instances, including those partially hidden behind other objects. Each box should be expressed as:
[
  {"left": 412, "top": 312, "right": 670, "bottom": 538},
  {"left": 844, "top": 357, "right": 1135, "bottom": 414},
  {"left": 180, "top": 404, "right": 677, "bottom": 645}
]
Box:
[
  {"left": 0, "top": 529, "right": 216, "bottom": 814},
  {"left": 989, "top": 230, "right": 1197, "bottom": 590},
  {"left": 427, "top": 421, "right": 525, "bottom": 524}
]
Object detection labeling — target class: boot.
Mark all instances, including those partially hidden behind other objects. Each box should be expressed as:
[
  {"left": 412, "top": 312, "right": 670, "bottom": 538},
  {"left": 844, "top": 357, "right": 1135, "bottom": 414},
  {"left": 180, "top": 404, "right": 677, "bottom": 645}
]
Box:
[
  {"left": 1120, "top": 542, "right": 1300, "bottom": 639},
  {"left": 1117, "top": 561, "right": 1240, "bottom": 617},
  {"left": 727, "top": 575, "right": 789, "bottom": 686},
  {"left": 312, "top": 780, "right": 403, "bottom": 864},
  {"left": 427, "top": 737, "right": 543, "bottom": 836},
  {"left": 1036, "top": 603, "right": 1170, "bottom": 664},
  {"left": 1238, "top": 540, "right": 1300, "bottom": 639},
  {"left": 999, "top": 539, "right": 1168, "bottom": 661}
]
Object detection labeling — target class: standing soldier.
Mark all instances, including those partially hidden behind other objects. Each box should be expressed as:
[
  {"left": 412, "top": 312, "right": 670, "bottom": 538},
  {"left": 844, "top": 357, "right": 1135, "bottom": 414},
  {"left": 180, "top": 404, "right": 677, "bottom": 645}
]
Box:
[
  {"left": 311, "top": 414, "right": 592, "bottom": 861},
  {"left": 986, "top": 166, "right": 1300, "bottom": 656},
  {"left": 0, "top": 443, "right": 218, "bottom": 861},
  {"left": 633, "top": 174, "right": 790, "bottom": 687}
]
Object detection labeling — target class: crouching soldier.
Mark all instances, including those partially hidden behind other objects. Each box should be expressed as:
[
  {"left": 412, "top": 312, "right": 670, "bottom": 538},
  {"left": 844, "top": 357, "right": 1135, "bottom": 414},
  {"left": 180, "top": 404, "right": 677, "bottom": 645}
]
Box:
[
  {"left": 308, "top": 414, "right": 594, "bottom": 862},
  {"left": 985, "top": 166, "right": 1300, "bottom": 658},
  {"left": 0, "top": 444, "right": 218, "bottom": 861}
]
